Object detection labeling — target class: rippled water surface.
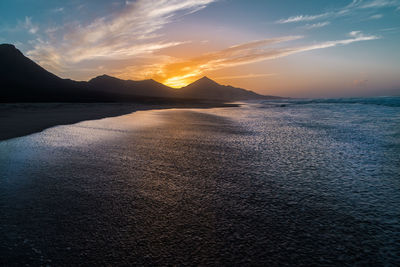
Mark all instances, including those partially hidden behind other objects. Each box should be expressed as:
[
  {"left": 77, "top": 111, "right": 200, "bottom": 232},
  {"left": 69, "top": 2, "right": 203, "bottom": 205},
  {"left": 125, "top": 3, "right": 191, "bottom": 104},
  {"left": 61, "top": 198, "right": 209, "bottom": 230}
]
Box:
[{"left": 1, "top": 97, "right": 399, "bottom": 265}]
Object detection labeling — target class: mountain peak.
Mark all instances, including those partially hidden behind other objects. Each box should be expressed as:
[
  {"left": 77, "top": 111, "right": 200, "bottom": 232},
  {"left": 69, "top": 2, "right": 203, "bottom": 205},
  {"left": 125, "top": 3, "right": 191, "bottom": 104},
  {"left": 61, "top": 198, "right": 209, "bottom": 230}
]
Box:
[
  {"left": 98, "top": 74, "right": 114, "bottom": 79},
  {"left": 186, "top": 76, "right": 220, "bottom": 88},
  {"left": 198, "top": 76, "right": 216, "bottom": 82},
  {"left": 0, "top": 43, "right": 16, "bottom": 49},
  {"left": 0, "top": 43, "right": 23, "bottom": 56},
  {"left": 89, "top": 74, "right": 120, "bottom": 82}
]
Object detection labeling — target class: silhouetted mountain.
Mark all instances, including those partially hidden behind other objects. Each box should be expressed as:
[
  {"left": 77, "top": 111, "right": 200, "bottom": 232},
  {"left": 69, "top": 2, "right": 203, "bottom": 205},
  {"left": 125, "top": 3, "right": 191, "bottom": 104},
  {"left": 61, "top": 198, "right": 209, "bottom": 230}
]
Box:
[
  {"left": 88, "top": 75, "right": 175, "bottom": 98},
  {"left": 178, "top": 76, "right": 277, "bottom": 101},
  {"left": 0, "top": 44, "right": 281, "bottom": 102},
  {"left": 0, "top": 44, "right": 99, "bottom": 102}
]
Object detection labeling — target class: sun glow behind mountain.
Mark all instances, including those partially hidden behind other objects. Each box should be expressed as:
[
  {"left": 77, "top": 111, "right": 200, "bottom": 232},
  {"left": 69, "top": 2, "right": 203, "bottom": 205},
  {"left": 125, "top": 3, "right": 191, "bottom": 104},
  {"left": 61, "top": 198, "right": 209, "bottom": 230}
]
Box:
[
  {"left": 163, "top": 75, "right": 196, "bottom": 88},
  {"left": 1, "top": 0, "right": 399, "bottom": 97},
  {"left": 164, "top": 80, "right": 190, "bottom": 88}
]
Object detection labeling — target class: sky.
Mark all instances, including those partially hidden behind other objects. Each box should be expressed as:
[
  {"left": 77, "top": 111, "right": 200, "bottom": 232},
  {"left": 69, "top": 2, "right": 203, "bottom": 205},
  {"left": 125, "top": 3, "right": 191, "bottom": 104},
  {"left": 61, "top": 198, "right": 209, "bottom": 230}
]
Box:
[{"left": 1, "top": 0, "right": 400, "bottom": 97}]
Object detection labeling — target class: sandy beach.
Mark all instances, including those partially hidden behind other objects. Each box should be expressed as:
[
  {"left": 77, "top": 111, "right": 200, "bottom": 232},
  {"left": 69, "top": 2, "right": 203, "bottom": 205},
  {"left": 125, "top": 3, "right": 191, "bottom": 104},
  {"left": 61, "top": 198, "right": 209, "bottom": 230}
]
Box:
[
  {"left": 0, "top": 102, "right": 237, "bottom": 141},
  {"left": 1, "top": 99, "right": 399, "bottom": 265}
]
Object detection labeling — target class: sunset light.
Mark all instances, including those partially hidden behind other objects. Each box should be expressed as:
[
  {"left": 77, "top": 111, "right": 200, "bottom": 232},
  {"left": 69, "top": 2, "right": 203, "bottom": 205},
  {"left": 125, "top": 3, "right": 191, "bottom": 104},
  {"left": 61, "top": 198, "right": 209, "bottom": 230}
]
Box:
[
  {"left": 1, "top": 0, "right": 398, "bottom": 97},
  {"left": 163, "top": 73, "right": 201, "bottom": 88},
  {"left": 163, "top": 78, "right": 192, "bottom": 88},
  {"left": 1, "top": 1, "right": 399, "bottom": 265}
]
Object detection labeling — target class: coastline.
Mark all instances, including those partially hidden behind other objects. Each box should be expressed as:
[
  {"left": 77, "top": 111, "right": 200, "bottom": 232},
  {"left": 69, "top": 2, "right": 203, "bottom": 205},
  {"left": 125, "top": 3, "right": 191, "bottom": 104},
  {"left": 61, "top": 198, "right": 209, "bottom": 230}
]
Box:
[
  {"left": 0, "top": 102, "right": 238, "bottom": 141},
  {"left": 1, "top": 98, "right": 399, "bottom": 265}
]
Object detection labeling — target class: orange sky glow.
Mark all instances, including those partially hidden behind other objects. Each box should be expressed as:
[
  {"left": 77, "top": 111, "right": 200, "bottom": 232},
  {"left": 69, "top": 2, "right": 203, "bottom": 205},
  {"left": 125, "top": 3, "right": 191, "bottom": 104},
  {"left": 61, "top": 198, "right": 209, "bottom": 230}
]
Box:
[{"left": 3, "top": 0, "right": 399, "bottom": 97}]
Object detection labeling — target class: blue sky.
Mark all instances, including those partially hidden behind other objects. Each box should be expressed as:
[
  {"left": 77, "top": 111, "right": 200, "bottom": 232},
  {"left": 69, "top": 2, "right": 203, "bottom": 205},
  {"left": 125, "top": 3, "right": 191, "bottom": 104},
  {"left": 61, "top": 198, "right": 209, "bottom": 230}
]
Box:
[{"left": 1, "top": 0, "right": 399, "bottom": 97}]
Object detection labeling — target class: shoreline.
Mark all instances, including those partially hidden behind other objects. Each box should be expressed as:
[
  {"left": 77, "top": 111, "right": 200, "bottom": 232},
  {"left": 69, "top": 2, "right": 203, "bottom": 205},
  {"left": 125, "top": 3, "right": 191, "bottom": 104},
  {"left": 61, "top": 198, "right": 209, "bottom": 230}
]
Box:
[{"left": 0, "top": 102, "right": 238, "bottom": 141}]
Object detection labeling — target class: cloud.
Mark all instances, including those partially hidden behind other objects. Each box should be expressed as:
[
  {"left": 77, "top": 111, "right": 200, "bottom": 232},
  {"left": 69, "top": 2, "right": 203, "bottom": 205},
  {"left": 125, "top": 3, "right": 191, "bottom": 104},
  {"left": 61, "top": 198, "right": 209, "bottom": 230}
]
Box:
[
  {"left": 52, "top": 7, "right": 64, "bottom": 13},
  {"left": 45, "top": 26, "right": 61, "bottom": 34},
  {"left": 23, "top": 17, "right": 39, "bottom": 34},
  {"left": 0, "top": 16, "right": 39, "bottom": 34},
  {"left": 147, "top": 31, "right": 379, "bottom": 87},
  {"left": 157, "top": 36, "right": 302, "bottom": 86},
  {"left": 379, "top": 26, "right": 400, "bottom": 34},
  {"left": 360, "top": 0, "right": 400, "bottom": 8},
  {"left": 276, "top": 13, "right": 329, "bottom": 24},
  {"left": 370, "top": 14, "right": 383, "bottom": 19},
  {"left": 27, "top": 0, "right": 217, "bottom": 74},
  {"left": 22, "top": 1, "right": 380, "bottom": 87},
  {"left": 302, "top": 21, "right": 330, "bottom": 29},
  {"left": 276, "top": 0, "right": 400, "bottom": 24}
]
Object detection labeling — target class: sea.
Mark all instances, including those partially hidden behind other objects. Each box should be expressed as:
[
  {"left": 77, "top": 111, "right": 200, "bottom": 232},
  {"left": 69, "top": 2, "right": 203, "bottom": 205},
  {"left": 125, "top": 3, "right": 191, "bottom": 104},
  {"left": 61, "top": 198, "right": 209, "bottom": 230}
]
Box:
[{"left": 0, "top": 96, "right": 399, "bottom": 265}]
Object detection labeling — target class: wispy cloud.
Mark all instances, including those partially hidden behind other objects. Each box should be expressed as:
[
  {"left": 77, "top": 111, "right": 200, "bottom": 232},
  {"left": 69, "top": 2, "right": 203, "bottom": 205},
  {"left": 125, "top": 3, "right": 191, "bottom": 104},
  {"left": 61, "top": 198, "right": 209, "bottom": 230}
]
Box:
[
  {"left": 0, "top": 16, "right": 39, "bottom": 34},
  {"left": 360, "top": 0, "right": 400, "bottom": 8},
  {"left": 27, "top": 0, "right": 217, "bottom": 74},
  {"left": 302, "top": 21, "right": 330, "bottom": 29},
  {"left": 158, "top": 36, "right": 301, "bottom": 86},
  {"left": 143, "top": 31, "right": 379, "bottom": 87},
  {"left": 276, "top": 0, "right": 400, "bottom": 24},
  {"left": 277, "top": 13, "right": 329, "bottom": 24},
  {"left": 52, "top": 7, "right": 64, "bottom": 13},
  {"left": 370, "top": 13, "right": 384, "bottom": 19},
  {"left": 20, "top": 1, "right": 381, "bottom": 87},
  {"left": 23, "top": 17, "right": 39, "bottom": 34},
  {"left": 112, "top": 36, "right": 301, "bottom": 86},
  {"left": 378, "top": 26, "right": 400, "bottom": 34}
]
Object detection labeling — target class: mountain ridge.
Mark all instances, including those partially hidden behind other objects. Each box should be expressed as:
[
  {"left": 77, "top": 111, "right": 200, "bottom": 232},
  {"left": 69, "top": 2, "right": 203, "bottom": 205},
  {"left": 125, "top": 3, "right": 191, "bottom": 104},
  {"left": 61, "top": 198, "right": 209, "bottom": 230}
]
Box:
[{"left": 0, "top": 43, "right": 282, "bottom": 102}]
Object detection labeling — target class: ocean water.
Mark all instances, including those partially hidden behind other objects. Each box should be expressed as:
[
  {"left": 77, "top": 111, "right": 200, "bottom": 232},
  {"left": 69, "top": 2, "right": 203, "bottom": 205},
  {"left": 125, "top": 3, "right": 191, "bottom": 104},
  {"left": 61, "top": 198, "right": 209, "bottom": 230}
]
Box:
[{"left": 0, "top": 97, "right": 399, "bottom": 265}]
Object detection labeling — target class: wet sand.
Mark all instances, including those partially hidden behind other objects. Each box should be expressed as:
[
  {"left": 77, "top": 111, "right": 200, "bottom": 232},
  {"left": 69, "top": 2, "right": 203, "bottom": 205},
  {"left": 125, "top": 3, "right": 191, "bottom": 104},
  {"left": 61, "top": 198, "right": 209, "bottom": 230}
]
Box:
[
  {"left": 1, "top": 102, "right": 399, "bottom": 265},
  {"left": 0, "top": 102, "right": 236, "bottom": 141}
]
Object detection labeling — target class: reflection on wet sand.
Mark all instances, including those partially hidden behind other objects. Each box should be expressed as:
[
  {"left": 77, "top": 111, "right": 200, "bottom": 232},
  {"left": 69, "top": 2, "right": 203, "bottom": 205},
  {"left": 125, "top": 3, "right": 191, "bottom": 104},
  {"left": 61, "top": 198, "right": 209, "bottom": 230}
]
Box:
[{"left": 1, "top": 103, "right": 399, "bottom": 265}]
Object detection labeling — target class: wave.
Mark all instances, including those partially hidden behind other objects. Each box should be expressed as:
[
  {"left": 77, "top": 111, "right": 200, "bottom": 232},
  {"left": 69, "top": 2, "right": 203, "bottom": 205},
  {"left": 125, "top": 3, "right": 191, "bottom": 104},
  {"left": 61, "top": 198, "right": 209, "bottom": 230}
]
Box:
[{"left": 261, "top": 96, "right": 400, "bottom": 108}]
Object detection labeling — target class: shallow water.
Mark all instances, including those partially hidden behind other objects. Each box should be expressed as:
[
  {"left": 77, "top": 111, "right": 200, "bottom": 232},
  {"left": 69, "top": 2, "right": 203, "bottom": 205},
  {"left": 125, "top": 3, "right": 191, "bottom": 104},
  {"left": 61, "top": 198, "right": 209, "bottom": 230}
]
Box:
[{"left": 1, "top": 97, "right": 399, "bottom": 265}]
